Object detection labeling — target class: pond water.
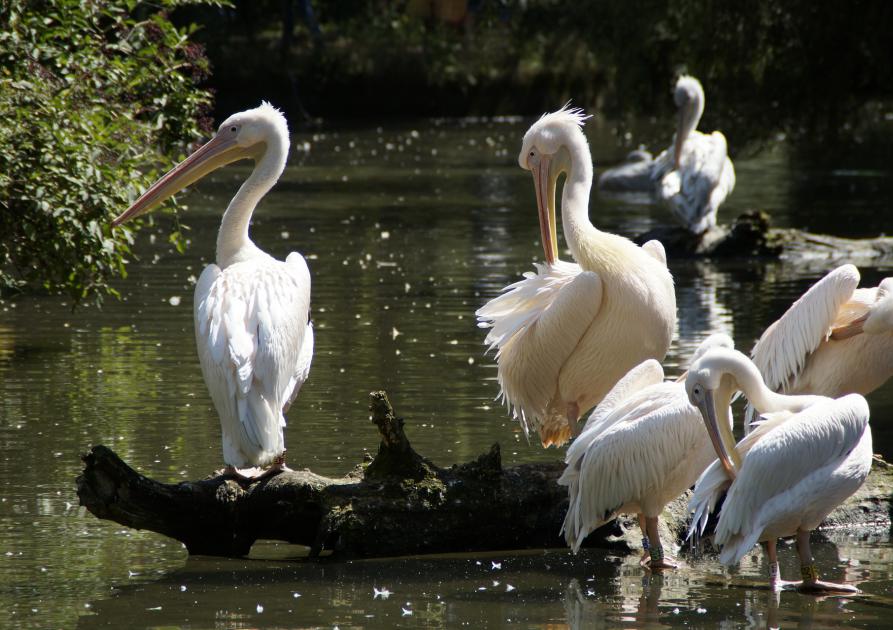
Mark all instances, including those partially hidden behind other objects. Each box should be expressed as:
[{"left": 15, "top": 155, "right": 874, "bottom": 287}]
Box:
[{"left": 1, "top": 116, "right": 893, "bottom": 628}]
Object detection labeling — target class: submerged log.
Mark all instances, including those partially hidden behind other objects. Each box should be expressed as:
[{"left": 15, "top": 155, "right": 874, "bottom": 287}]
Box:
[
  {"left": 76, "top": 391, "right": 893, "bottom": 559},
  {"left": 635, "top": 210, "right": 893, "bottom": 260}
]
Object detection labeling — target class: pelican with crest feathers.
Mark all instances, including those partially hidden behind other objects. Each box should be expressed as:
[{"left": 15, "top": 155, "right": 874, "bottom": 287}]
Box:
[
  {"left": 599, "top": 75, "right": 735, "bottom": 235},
  {"left": 476, "top": 106, "right": 676, "bottom": 447},
  {"left": 560, "top": 333, "right": 733, "bottom": 569},
  {"left": 745, "top": 263, "right": 893, "bottom": 430},
  {"left": 112, "top": 102, "right": 313, "bottom": 479},
  {"left": 686, "top": 346, "right": 871, "bottom": 592}
]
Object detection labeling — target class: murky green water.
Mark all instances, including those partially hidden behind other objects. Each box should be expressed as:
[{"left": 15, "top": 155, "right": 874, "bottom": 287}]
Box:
[{"left": 1, "top": 117, "right": 893, "bottom": 628}]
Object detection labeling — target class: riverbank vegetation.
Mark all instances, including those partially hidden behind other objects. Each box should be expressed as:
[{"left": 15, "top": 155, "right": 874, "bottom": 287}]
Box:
[
  {"left": 0, "top": 0, "right": 217, "bottom": 305},
  {"left": 186, "top": 0, "right": 893, "bottom": 146}
]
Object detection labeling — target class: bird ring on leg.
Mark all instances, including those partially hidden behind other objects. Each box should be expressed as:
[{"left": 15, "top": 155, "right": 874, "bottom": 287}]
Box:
[
  {"left": 769, "top": 563, "right": 780, "bottom": 580},
  {"left": 641, "top": 536, "right": 650, "bottom": 551},
  {"left": 649, "top": 545, "right": 664, "bottom": 565},
  {"left": 800, "top": 564, "right": 819, "bottom": 582}
]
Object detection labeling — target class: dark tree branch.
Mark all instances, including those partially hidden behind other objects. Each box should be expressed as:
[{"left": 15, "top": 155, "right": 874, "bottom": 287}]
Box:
[
  {"left": 76, "top": 391, "right": 893, "bottom": 559},
  {"left": 635, "top": 210, "right": 893, "bottom": 260}
]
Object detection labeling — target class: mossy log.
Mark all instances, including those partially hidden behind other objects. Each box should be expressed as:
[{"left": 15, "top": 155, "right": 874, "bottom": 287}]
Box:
[
  {"left": 76, "top": 391, "right": 893, "bottom": 559},
  {"left": 635, "top": 210, "right": 893, "bottom": 260}
]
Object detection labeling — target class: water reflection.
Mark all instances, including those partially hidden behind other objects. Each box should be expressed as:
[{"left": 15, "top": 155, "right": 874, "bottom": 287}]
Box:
[
  {"left": 70, "top": 535, "right": 883, "bottom": 630},
  {"left": 672, "top": 261, "right": 736, "bottom": 367}
]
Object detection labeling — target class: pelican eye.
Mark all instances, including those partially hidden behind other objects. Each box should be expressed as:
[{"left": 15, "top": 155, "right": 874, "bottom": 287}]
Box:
[
  {"left": 690, "top": 384, "right": 704, "bottom": 401},
  {"left": 230, "top": 125, "right": 238, "bottom": 133}
]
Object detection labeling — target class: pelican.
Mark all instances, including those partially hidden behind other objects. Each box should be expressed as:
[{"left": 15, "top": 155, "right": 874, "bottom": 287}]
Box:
[
  {"left": 112, "top": 102, "right": 313, "bottom": 479},
  {"left": 686, "top": 347, "right": 872, "bottom": 592},
  {"left": 476, "top": 106, "right": 676, "bottom": 447},
  {"left": 746, "top": 264, "right": 893, "bottom": 428},
  {"left": 560, "top": 333, "right": 733, "bottom": 569},
  {"left": 598, "top": 75, "right": 735, "bottom": 235}
]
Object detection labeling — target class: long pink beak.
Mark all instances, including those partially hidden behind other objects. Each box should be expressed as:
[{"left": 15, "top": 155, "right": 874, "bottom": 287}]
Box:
[
  {"left": 112, "top": 132, "right": 241, "bottom": 227},
  {"left": 530, "top": 155, "right": 558, "bottom": 264}
]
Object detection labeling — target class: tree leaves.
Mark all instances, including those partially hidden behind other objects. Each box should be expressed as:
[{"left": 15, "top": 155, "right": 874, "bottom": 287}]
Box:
[{"left": 0, "top": 0, "right": 216, "bottom": 306}]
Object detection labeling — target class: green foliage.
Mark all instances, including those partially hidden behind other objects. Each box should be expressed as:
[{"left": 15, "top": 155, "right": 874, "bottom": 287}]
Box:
[
  {"left": 0, "top": 0, "right": 219, "bottom": 306},
  {"left": 194, "top": 1, "right": 893, "bottom": 146}
]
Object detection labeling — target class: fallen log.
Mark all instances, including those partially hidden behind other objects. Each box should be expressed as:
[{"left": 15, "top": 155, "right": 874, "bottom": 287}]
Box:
[
  {"left": 76, "top": 391, "right": 893, "bottom": 559},
  {"left": 635, "top": 210, "right": 893, "bottom": 260}
]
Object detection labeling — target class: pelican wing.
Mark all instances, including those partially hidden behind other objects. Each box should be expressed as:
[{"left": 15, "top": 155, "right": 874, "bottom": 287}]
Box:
[
  {"left": 640, "top": 239, "right": 667, "bottom": 266},
  {"left": 863, "top": 278, "right": 893, "bottom": 334},
  {"left": 750, "top": 264, "right": 859, "bottom": 394},
  {"left": 597, "top": 155, "right": 656, "bottom": 192},
  {"left": 477, "top": 260, "right": 582, "bottom": 350},
  {"left": 284, "top": 252, "right": 314, "bottom": 409},
  {"left": 688, "top": 409, "right": 792, "bottom": 538},
  {"left": 476, "top": 261, "right": 603, "bottom": 438},
  {"left": 656, "top": 131, "right": 734, "bottom": 234},
  {"left": 560, "top": 383, "right": 699, "bottom": 552},
  {"left": 194, "top": 253, "right": 312, "bottom": 467},
  {"left": 580, "top": 359, "right": 664, "bottom": 434},
  {"left": 715, "top": 394, "right": 870, "bottom": 565}
]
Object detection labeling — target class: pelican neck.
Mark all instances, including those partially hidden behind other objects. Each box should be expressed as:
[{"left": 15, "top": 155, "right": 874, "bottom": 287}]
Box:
[
  {"left": 559, "top": 134, "right": 599, "bottom": 263},
  {"left": 731, "top": 356, "right": 823, "bottom": 415},
  {"left": 216, "top": 136, "right": 288, "bottom": 268}
]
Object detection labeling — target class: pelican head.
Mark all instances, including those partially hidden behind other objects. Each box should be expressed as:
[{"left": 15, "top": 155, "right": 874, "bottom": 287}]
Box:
[
  {"left": 112, "top": 102, "right": 289, "bottom": 226},
  {"left": 518, "top": 106, "right": 591, "bottom": 264},
  {"left": 685, "top": 346, "right": 751, "bottom": 479},
  {"left": 673, "top": 75, "right": 705, "bottom": 169}
]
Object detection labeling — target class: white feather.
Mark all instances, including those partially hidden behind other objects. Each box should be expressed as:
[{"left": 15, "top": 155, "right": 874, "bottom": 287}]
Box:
[
  {"left": 194, "top": 253, "right": 311, "bottom": 468},
  {"left": 561, "top": 334, "right": 733, "bottom": 553},
  {"left": 476, "top": 262, "right": 603, "bottom": 440},
  {"left": 714, "top": 395, "right": 871, "bottom": 565},
  {"left": 751, "top": 265, "right": 860, "bottom": 394},
  {"left": 745, "top": 265, "right": 861, "bottom": 427},
  {"left": 653, "top": 132, "right": 735, "bottom": 234}
]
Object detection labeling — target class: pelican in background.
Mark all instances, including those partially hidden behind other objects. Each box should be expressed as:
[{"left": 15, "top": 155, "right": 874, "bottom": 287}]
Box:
[
  {"left": 477, "top": 106, "right": 676, "bottom": 447},
  {"left": 599, "top": 75, "right": 735, "bottom": 235},
  {"left": 687, "top": 347, "right": 872, "bottom": 592},
  {"left": 112, "top": 102, "right": 314, "bottom": 479},
  {"left": 560, "top": 334, "right": 733, "bottom": 569},
  {"left": 746, "top": 264, "right": 893, "bottom": 429}
]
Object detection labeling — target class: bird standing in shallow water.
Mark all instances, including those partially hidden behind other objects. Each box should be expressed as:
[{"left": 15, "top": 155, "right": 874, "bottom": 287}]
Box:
[
  {"left": 686, "top": 346, "right": 872, "bottom": 592},
  {"left": 560, "top": 333, "right": 734, "bottom": 569},
  {"left": 113, "top": 102, "right": 313, "bottom": 480},
  {"left": 477, "top": 106, "right": 677, "bottom": 447},
  {"left": 599, "top": 75, "right": 735, "bottom": 235}
]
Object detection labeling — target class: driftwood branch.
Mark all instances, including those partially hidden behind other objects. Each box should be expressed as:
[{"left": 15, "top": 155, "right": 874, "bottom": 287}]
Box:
[
  {"left": 77, "top": 391, "right": 893, "bottom": 558},
  {"left": 636, "top": 210, "right": 893, "bottom": 260}
]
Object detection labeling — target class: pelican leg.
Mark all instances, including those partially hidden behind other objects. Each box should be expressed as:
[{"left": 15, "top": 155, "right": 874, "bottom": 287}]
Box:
[
  {"left": 268, "top": 452, "right": 292, "bottom": 474},
  {"left": 567, "top": 401, "right": 581, "bottom": 437},
  {"left": 793, "top": 530, "right": 859, "bottom": 594},
  {"left": 643, "top": 516, "right": 677, "bottom": 570},
  {"left": 638, "top": 514, "right": 651, "bottom": 566},
  {"left": 763, "top": 539, "right": 794, "bottom": 591}
]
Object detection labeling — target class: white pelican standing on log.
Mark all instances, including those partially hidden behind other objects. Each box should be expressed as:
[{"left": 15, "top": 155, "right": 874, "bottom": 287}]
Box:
[
  {"left": 560, "top": 333, "right": 733, "bottom": 569},
  {"left": 112, "top": 102, "right": 313, "bottom": 479},
  {"left": 599, "top": 75, "right": 735, "bottom": 235},
  {"left": 476, "top": 106, "right": 677, "bottom": 447},
  {"left": 686, "top": 347, "right": 872, "bottom": 592}
]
